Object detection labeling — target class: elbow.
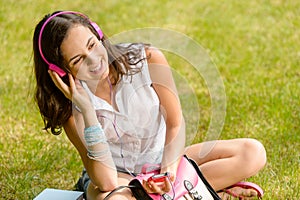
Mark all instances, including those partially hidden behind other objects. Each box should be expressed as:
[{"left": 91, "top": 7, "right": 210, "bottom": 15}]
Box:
[
  {"left": 99, "top": 181, "right": 118, "bottom": 193},
  {"left": 166, "top": 117, "right": 186, "bottom": 136},
  {"left": 92, "top": 177, "right": 118, "bottom": 193},
  {"left": 89, "top": 169, "right": 119, "bottom": 193},
  {"left": 85, "top": 156, "right": 119, "bottom": 192},
  {"left": 166, "top": 113, "right": 185, "bottom": 130}
]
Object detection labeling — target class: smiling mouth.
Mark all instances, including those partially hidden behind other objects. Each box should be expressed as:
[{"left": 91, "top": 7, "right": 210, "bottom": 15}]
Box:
[
  {"left": 90, "top": 65, "right": 101, "bottom": 72},
  {"left": 90, "top": 59, "right": 104, "bottom": 73}
]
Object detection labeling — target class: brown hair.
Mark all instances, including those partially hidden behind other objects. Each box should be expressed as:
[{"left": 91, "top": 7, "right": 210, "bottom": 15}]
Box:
[{"left": 32, "top": 11, "right": 147, "bottom": 135}]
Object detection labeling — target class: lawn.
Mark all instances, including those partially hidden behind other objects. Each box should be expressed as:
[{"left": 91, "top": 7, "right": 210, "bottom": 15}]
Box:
[{"left": 0, "top": 0, "right": 299, "bottom": 199}]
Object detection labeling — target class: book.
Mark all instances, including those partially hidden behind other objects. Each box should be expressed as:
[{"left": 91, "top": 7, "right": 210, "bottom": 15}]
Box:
[{"left": 34, "top": 188, "right": 84, "bottom": 200}]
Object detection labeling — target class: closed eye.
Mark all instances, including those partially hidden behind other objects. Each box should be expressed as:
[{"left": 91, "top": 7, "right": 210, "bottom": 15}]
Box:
[
  {"left": 88, "top": 42, "right": 95, "bottom": 50},
  {"left": 72, "top": 57, "right": 82, "bottom": 65},
  {"left": 68, "top": 36, "right": 94, "bottom": 66}
]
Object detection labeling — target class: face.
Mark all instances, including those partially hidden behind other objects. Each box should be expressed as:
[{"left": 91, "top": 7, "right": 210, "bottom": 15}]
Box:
[{"left": 60, "top": 24, "right": 109, "bottom": 81}]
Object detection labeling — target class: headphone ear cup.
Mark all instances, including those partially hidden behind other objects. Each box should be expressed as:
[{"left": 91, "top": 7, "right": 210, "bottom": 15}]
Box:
[
  {"left": 49, "top": 64, "right": 67, "bottom": 77},
  {"left": 90, "top": 22, "right": 103, "bottom": 39}
]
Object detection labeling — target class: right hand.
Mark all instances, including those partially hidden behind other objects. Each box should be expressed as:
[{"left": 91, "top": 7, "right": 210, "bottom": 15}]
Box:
[
  {"left": 142, "top": 172, "right": 174, "bottom": 195},
  {"left": 48, "top": 70, "right": 92, "bottom": 111}
]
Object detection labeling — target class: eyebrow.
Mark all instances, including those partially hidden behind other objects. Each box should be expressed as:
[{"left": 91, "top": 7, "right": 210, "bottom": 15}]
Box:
[{"left": 68, "top": 36, "right": 94, "bottom": 63}]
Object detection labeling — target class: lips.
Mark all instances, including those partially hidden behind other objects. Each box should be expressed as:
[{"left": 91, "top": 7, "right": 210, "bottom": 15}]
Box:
[
  {"left": 90, "top": 65, "right": 101, "bottom": 72},
  {"left": 90, "top": 59, "right": 104, "bottom": 74}
]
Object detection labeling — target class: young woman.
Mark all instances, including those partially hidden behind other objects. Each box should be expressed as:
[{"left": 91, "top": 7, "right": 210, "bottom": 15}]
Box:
[{"left": 32, "top": 11, "right": 267, "bottom": 200}]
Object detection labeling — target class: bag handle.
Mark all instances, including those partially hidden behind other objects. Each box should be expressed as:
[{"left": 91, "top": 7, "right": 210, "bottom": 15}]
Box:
[
  {"left": 103, "top": 163, "right": 160, "bottom": 200},
  {"left": 103, "top": 185, "right": 137, "bottom": 200}
]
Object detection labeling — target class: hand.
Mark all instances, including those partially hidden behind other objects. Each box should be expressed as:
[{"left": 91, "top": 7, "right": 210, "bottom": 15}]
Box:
[
  {"left": 160, "top": 165, "right": 177, "bottom": 184},
  {"left": 48, "top": 71, "right": 92, "bottom": 111},
  {"left": 142, "top": 172, "right": 175, "bottom": 195}
]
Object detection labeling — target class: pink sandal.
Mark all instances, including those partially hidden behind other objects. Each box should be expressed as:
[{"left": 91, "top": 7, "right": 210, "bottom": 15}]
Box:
[{"left": 224, "top": 182, "right": 264, "bottom": 199}]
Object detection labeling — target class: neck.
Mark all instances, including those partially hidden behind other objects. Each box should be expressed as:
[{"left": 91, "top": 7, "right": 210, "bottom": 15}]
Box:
[{"left": 86, "top": 76, "right": 114, "bottom": 105}]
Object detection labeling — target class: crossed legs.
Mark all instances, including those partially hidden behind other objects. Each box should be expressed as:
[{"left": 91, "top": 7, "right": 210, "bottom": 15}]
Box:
[
  {"left": 87, "top": 138, "right": 266, "bottom": 199},
  {"left": 185, "top": 138, "right": 267, "bottom": 197}
]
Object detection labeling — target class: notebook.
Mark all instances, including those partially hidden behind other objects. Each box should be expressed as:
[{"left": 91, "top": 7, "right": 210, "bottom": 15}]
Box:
[{"left": 34, "top": 188, "right": 84, "bottom": 200}]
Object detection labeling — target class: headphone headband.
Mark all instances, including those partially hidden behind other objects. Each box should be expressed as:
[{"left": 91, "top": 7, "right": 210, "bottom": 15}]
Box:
[{"left": 38, "top": 11, "right": 103, "bottom": 77}]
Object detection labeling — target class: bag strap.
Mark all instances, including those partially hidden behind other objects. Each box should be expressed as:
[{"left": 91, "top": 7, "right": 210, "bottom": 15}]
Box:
[
  {"left": 129, "top": 179, "right": 154, "bottom": 200},
  {"left": 103, "top": 185, "right": 137, "bottom": 200},
  {"left": 103, "top": 179, "right": 154, "bottom": 200},
  {"left": 187, "top": 156, "right": 221, "bottom": 200}
]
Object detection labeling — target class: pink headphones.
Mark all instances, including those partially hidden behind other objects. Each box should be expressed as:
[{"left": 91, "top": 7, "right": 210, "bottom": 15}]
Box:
[{"left": 38, "top": 11, "right": 104, "bottom": 77}]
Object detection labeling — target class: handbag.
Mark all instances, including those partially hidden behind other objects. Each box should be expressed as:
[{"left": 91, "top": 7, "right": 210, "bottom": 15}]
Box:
[{"left": 104, "top": 155, "right": 221, "bottom": 200}]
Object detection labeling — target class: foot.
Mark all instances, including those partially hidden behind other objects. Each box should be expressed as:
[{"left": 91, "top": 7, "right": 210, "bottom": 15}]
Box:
[
  {"left": 218, "top": 186, "right": 259, "bottom": 199},
  {"left": 218, "top": 182, "right": 263, "bottom": 199}
]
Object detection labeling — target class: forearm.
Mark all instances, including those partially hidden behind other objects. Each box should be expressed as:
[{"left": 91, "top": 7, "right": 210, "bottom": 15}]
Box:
[
  {"left": 161, "top": 118, "right": 186, "bottom": 172},
  {"left": 51, "top": 72, "right": 118, "bottom": 191},
  {"left": 83, "top": 121, "right": 118, "bottom": 191},
  {"left": 73, "top": 109, "right": 118, "bottom": 191},
  {"left": 80, "top": 105, "right": 99, "bottom": 127},
  {"left": 86, "top": 156, "right": 118, "bottom": 191}
]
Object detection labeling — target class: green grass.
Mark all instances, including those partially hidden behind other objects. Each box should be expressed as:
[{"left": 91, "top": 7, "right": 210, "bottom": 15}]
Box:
[{"left": 0, "top": 0, "right": 299, "bottom": 199}]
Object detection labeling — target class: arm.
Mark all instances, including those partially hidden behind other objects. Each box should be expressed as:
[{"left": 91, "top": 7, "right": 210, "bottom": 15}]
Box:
[
  {"left": 64, "top": 113, "right": 118, "bottom": 192},
  {"left": 146, "top": 47, "right": 186, "bottom": 175},
  {"left": 49, "top": 72, "right": 118, "bottom": 192}
]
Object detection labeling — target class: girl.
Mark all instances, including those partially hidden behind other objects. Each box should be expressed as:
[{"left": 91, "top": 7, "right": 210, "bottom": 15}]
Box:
[{"left": 32, "top": 11, "right": 266, "bottom": 200}]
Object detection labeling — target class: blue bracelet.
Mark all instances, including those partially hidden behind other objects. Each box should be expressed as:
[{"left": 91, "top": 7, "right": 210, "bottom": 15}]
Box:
[{"left": 84, "top": 123, "right": 107, "bottom": 146}]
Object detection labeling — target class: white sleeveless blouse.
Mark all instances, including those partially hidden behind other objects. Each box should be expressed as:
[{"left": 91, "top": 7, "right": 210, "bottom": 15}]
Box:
[{"left": 81, "top": 43, "right": 166, "bottom": 173}]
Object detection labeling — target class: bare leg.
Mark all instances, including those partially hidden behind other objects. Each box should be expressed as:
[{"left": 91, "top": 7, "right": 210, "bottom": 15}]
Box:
[
  {"left": 185, "top": 138, "right": 266, "bottom": 191},
  {"left": 87, "top": 173, "right": 136, "bottom": 200}
]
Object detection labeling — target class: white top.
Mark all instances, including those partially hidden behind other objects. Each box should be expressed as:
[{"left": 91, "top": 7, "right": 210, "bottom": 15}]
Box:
[{"left": 80, "top": 44, "right": 166, "bottom": 173}]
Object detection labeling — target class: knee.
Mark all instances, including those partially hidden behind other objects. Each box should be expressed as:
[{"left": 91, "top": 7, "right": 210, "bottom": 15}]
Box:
[{"left": 239, "top": 138, "right": 267, "bottom": 175}]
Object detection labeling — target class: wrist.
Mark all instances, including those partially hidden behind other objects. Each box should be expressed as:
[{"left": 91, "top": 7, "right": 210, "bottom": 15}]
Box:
[
  {"left": 84, "top": 123, "right": 112, "bottom": 162},
  {"left": 80, "top": 106, "right": 98, "bottom": 127},
  {"left": 84, "top": 123, "right": 107, "bottom": 148},
  {"left": 80, "top": 104, "right": 94, "bottom": 114}
]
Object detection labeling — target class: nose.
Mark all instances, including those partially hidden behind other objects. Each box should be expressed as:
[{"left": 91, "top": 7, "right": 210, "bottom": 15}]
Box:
[{"left": 86, "top": 51, "right": 99, "bottom": 66}]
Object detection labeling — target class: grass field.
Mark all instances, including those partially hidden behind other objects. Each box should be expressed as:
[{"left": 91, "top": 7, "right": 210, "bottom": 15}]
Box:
[{"left": 0, "top": 0, "right": 299, "bottom": 199}]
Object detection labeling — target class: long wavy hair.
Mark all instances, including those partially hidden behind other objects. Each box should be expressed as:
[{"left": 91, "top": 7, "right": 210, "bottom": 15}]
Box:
[{"left": 33, "top": 11, "right": 147, "bottom": 135}]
